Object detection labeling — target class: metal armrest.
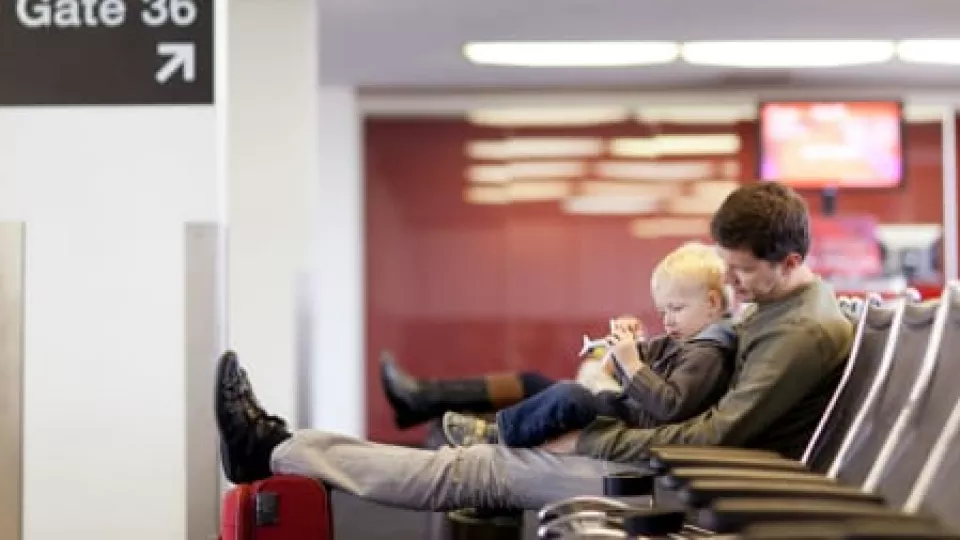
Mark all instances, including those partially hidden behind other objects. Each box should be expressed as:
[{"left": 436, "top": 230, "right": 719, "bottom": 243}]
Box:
[
  {"left": 697, "top": 498, "right": 934, "bottom": 534},
  {"left": 658, "top": 466, "right": 838, "bottom": 490},
  {"left": 537, "top": 496, "right": 636, "bottom": 523},
  {"left": 648, "top": 452, "right": 808, "bottom": 474},
  {"left": 649, "top": 445, "right": 782, "bottom": 456},
  {"left": 544, "top": 526, "right": 628, "bottom": 539},
  {"left": 538, "top": 474, "right": 654, "bottom": 524},
  {"left": 536, "top": 511, "right": 623, "bottom": 539},
  {"left": 679, "top": 479, "right": 885, "bottom": 508}
]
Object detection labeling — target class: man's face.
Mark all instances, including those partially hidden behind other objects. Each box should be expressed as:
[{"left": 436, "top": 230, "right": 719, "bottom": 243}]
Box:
[{"left": 716, "top": 247, "right": 788, "bottom": 303}]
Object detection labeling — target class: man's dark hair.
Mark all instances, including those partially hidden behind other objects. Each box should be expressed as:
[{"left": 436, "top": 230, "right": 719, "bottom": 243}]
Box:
[{"left": 710, "top": 182, "right": 811, "bottom": 263}]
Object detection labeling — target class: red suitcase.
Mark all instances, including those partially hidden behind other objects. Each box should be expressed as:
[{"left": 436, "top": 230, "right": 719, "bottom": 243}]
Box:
[{"left": 221, "top": 475, "right": 333, "bottom": 540}]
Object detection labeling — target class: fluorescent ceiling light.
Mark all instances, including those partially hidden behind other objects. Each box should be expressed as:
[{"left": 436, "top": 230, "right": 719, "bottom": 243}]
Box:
[
  {"left": 467, "top": 164, "right": 511, "bottom": 183},
  {"left": 610, "top": 134, "right": 741, "bottom": 158},
  {"left": 467, "top": 162, "right": 585, "bottom": 183},
  {"left": 466, "top": 140, "right": 509, "bottom": 161},
  {"left": 667, "top": 196, "right": 728, "bottom": 215},
  {"left": 466, "top": 137, "right": 604, "bottom": 160},
  {"left": 595, "top": 160, "right": 715, "bottom": 181},
  {"left": 636, "top": 104, "right": 757, "bottom": 125},
  {"left": 467, "top": 107, "right": 630, "bottom": 127},
  {"left": 508, "top": 161, "right": 585, "bottom": 179},
  {"left": 506, "top": 181, "right": 572, "bottom": 201},
  {"left": 897, "top": 39, "right": 960, "bottom": 65},
  {"left": 465, "top": 185, "right": 509, "bottom": 205},
  {"left": 682, "top": 40, "right": 895, "bottom": 68},
  {"left": 664, "top": 181, "right": 739, "bottom": 215},
  {"left": 692, "top": 180, "right": 740, "bottom": 198},
  {"left": 720, "top": 160, "right": 741, "bottom": 179},
  {"left": 580, "top": 181, "right": 681, "bottom": 199},
  {"left": 463, "top": 41, "right": 680, "bottom": 67},
  {"left": 464, "top": 182, "right": 572, "bottom": 204},
  {"left": 563, "top": 194, "right": 660, "bottom": 215},
  {"left": 631, "top": 217, "right": 710, "bottom": 238}
]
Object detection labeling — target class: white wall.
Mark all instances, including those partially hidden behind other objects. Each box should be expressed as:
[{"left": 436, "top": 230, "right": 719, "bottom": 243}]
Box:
[
  {"left": 0, "top": 107, "right": 216, "bottom": 540},
  {"left": 310, "top": 87, "right": 364, "bottom": 436},
  {"left": 226, "top": 0, "right": 321, "bottom": 427},
  {"left": 1, "top": 2, "right": 366, "bottom": 537}
]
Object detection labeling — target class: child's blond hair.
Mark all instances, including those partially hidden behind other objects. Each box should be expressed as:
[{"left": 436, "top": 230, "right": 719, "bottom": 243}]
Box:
[{"left": 651, "top": 242, "right": 730, "bottom": 311}]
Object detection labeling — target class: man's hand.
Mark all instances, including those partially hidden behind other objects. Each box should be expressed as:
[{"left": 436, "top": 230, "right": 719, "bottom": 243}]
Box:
[{"left": 538, "top": 430, "right": 582, "bottom": 454}]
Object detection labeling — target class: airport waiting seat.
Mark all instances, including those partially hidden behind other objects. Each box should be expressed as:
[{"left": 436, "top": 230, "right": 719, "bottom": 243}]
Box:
[
  {"left": 573, "top": 285, "right": 960, "bottom": 538},
  {"left": 538, "top": 294, "right": 904, "bottom": 532}
]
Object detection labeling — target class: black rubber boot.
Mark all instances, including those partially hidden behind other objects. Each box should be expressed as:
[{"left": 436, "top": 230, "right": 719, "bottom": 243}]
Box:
[
  {"left": 215, "top": 350, "right": 292, "bottom": 484},
  {"left": 379, "top": 351, "right": 495, "bottom": 429}
]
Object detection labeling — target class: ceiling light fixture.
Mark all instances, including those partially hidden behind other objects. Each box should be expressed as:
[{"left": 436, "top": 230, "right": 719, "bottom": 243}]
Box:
[
  {"left": 467, "top": 107, "right": 630, "bottom": 127},
  {"left": 631, "top": 217, "right": 710, "bottom": 238},
  {"left": 563, "top": 194, "right": 660, "bottom": 215},
  {"left": 681, "top": 40, "right": 895, "bottom": 68},
  {"left": 595, "top": 160, "right": 715, "bottom": 181},
  {"left": 463, "top": 41, "right": 680, "bottom": 67},
  {"left": 466, "top": 137, "right": 604, "bottom": 160},
  {"left": 579, "top": 181, "right": 681, "bottom": 199},
  {"left": 467, "top": 161, "right": 586, "bottom": 182},
  {"left": 465, "top": 185, "right": 509, "bottom": 205},
  {"left": 609, "top": 134, "right": 741, "bottom": 158},
  {"left": 897, "top": 39, "right": 960, "bottom": 65},
  {"left": 635, "top": 104, "right": 757, "bottom": 125},
  {"left": 506, "top": 181, "right": 572, "bottom": 201}
]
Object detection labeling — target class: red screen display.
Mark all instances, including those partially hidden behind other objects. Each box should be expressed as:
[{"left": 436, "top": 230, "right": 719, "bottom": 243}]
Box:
[{"left": 760, "top": 101, "right": 903, "bottom": 189}]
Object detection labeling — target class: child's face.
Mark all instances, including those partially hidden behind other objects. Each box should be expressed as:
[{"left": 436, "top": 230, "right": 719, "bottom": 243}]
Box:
[{"left": 653, "top": 281, "right": 724, "bottom": 340}]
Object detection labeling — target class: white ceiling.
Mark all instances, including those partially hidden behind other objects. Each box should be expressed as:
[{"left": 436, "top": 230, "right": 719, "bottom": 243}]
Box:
[{"left": 319, "top": 0, "right": 960, "bottom": 89}]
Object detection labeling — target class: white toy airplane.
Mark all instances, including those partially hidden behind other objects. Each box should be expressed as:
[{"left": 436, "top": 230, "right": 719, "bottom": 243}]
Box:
[{"left": 578, "top": 318, "right": 617, "bottom": 357}]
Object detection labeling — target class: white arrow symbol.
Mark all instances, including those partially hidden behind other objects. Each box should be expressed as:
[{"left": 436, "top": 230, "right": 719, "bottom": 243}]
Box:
[{"left": 156, "top": 42, "right": 196, "bottom": 84}]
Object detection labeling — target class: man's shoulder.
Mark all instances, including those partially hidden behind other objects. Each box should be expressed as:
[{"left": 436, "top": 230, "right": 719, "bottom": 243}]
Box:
[
  {"left": 744, "top": 312, "right": 845, "bottom": 341},
  {"left": 742, "top": 311, "right": 853, "bottom": 373}
]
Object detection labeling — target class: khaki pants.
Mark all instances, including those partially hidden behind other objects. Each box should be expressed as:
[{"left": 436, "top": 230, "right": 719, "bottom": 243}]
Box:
[{"left": 270, "top": 430, "right": 645, "bottom": 511}]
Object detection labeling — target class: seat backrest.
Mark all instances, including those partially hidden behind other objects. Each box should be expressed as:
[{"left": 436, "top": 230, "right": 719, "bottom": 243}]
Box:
[
  {"left": 906, "top": 396, "right": 960, "bottom": 531},
  {"left": 828, "top": 298, "right": 941, "bottom": 485},
  {"left": 802, "top": 298, "right": 903, "bottom": 473},
  {"left": 868, "top": 285, "right": 960, "bottom": 507}
]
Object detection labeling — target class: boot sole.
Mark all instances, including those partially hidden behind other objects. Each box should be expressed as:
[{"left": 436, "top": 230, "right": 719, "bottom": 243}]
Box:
[{"left": 214, "top": 350, "right": 239, "bottom": 482}]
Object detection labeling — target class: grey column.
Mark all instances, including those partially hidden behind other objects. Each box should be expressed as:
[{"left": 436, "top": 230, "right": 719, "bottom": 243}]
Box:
[
  {"left": 185, "top": 223, "right": 226, "bottom": 540},
  {"left": 0, "top": 223, "right": 25, "bottom": 540}
]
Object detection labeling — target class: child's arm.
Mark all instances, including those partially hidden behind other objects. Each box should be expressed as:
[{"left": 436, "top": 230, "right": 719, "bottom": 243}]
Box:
[{"left": 618, "top": 340, "right": 730, "bottom": 423}]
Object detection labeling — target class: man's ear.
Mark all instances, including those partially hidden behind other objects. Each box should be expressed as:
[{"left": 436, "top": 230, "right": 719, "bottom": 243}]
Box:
[
  {"left": 780, "top": 253, "right": 803, "bottom": 274},
  {"left": 708, "top": 289, "right": 725, "bottom": 312}
]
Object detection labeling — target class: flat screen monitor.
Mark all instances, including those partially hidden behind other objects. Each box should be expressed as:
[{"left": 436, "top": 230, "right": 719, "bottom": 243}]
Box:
[{"left": 759, "top": 101, "right": 903, "bottom": 189}]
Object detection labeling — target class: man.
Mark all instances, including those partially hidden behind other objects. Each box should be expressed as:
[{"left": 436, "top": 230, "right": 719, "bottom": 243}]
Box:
[{"left": 216, "top": 181, "right": 853, "bottom": 512}]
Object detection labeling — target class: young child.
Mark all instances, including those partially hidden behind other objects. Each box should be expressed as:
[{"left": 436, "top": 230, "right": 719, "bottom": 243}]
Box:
[{"left": 442, "top": 241, "right": 737, "bottom": 448}]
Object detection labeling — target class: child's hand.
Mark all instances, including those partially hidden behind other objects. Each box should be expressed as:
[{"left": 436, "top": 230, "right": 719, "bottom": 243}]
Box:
[
  {"left": 603, "top": 330, "right": 644, "bottom": 379},
  {"left": 600, "top": 351, "right": 618, "bottom": 376},
  {"left": 611, "top": 315, "right": 644, "bottom": 340}
]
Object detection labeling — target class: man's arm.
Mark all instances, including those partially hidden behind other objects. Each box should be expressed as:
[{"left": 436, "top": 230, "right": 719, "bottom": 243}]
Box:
[
  {"left": 575, "top": 321, "right": 834, "bottom": 463},
  {"left": 621, "top": 341, "right": 730, "bottom": 423}
]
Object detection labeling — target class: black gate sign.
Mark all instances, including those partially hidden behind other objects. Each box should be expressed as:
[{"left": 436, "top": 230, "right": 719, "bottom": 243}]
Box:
[{"left": 0, "top": 0, "right": 214, "bottom": 105}]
